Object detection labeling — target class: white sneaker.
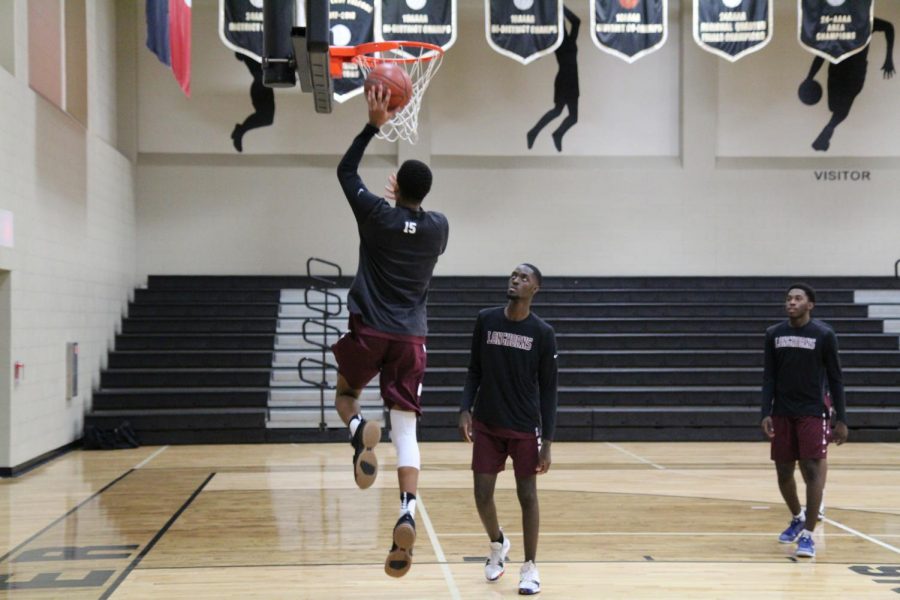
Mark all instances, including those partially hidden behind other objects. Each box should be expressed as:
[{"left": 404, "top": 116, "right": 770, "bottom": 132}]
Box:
[
  {"left": 518, "top": 560, "right": 541, "bottom": 595},
  {"left": 484, "top": 534, "right": 511, "bottom": 582}
]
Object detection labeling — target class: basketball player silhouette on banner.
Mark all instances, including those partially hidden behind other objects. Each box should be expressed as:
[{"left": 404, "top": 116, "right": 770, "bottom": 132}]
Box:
[
  {"left": 527, "top": 5, "right": 580, "bottom": 152},
  {"left": 798, "top": 18, "right": 895, "bottom": 152},
  {"left": 231, "top": 53, "right": 276, "bottom": 153}
]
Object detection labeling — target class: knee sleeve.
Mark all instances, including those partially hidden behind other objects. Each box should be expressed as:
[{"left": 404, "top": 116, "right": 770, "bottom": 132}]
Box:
[{"left": 390, "top": 408, "right": 420, "bottom": 470}]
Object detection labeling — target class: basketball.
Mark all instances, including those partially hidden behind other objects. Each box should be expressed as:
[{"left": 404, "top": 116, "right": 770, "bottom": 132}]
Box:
[
  {"left": 364, "top": 63, "right": 413, "bottom": 111},
  {"left": 798, "top": 79, "right": 823, "bottom": 106}
]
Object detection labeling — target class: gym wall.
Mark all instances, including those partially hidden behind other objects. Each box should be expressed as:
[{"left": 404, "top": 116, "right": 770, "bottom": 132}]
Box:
[{"left": 135, "top": 0, "right": 900, "bottom": 277}]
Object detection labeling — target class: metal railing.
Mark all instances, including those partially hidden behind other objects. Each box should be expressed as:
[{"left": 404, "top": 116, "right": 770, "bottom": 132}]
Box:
[{"left": 297, "top": 257, "right": 343, "bottom": 430}]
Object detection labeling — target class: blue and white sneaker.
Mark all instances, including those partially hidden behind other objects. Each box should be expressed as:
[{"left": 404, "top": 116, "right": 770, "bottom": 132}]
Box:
[
  {"left": 518, "top": 560, "right": 541, "bottom": 595},
  {"left": 778, "top": 517, "right": 805, "bottom": 544},
  {"left": 795, "top": 533, "right": 816, "bottom": 558}
]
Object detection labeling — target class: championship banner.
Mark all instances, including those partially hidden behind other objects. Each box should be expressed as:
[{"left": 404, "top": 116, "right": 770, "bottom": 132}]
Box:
[
  {"left": 219, "top": 0, "right": 301, "bottom": 62},
  {"left": 798, "top": 0, "right": 873, "bottom": 64},
  {"left": 591, "top": 0, "right": 667, "bottom": 64},
  {"left": 331, "top": 0, "right": 375, "bottom": 102},
  {"left": 377, "top": 0, "right": 456, "bottom": 54},
  {"left": 693, "top": 0, "right": 772, "bottom": 62},
  {"left": 486, "top": 0, "right": 563, "bottom": 65}
]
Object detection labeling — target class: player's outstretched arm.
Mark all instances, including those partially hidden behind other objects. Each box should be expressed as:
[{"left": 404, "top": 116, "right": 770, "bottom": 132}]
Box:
[
  {"left": 336, "top": 94, "right": 391, "bottom": 221},
  {"left": 874, "top": 19, "right": 895, "bottom": 78}
]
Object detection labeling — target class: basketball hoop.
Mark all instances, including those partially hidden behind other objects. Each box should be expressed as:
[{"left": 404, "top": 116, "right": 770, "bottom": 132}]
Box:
[{"left": 330, "top": 41, "right": 444, "bottom": 144}]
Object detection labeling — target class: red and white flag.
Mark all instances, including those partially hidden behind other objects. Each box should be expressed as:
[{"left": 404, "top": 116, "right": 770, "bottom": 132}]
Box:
[{"left": 169, "top": 0, "right": 192, "bottom": 96}]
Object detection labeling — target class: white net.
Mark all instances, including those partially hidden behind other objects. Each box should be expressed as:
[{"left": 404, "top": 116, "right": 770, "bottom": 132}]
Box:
[{"left": 355, "top": 45, "right": 444, "bottom": 144}]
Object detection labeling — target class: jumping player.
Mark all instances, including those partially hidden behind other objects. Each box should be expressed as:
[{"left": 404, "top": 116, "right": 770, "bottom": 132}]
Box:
[
  {"left": 333, "top": 86, "right": 449, "bottom": 577},
  {"left": 459, "top": 264, "right": 558, "bottom": 595},
  {"left": 761, "top": 283, "right": 848, "bottom": 558}
]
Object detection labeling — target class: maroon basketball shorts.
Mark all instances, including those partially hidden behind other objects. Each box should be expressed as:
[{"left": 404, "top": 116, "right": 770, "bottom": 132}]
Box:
[
  {"left": 770, "top": 415, "right": 830, "bottom": 462},
  {"left": 471, "top": 420, "right": 540, "bottom": 479},
  {"left": 331, "top": 314, "right": 426, "bottom": 415}
]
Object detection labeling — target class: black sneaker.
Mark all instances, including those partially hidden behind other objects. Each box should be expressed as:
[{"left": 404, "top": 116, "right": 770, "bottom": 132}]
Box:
[
  {"left": 384, "top": 513, "right": 416, "bottom": 578},
  {"left": 350, "top": 419, "right": 381, "bottom": 489}
]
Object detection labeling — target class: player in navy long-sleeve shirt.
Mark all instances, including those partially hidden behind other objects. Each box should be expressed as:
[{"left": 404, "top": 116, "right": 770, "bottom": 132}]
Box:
[
  {"left": 458, "top": 264, "right": 558, "bottom": 594},
  {"left": 331, "top": 87, "right": 449, "bottom": 578},
  {"left": 760, "top": 283, "right": 848, "bottom": 559}
]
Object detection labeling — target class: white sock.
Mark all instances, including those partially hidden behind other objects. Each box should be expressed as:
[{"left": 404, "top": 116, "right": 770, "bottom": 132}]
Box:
[
  {"left": 801, "top": 529, "right": 814, "bottom": 538},
  {"left": 348, "top": 415, "right": 362, "bottom": 438},
  {"left": 794, "top": 510, "right": 805, "bottom": 521},
  {"left": 400, "top": 492, "right": 417, "bottom": 518}
]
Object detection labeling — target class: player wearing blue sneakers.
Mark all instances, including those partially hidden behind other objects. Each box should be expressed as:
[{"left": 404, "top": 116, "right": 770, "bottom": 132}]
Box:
[{"left": 761, "top": 284, "right": 848, "bottom": 558}]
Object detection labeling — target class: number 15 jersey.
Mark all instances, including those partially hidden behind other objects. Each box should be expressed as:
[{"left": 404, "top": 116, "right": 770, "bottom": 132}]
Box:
[{"left": 338, "top": 124, "right": 450, "bottom": 338}]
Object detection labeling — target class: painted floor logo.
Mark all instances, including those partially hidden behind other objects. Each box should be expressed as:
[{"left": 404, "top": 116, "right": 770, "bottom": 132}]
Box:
[
  {"left": 0, "top": 545, "right": 138, "bottom": 591},
  {"left": 848, "top": 565, "right": 900, "bottom": 594}
]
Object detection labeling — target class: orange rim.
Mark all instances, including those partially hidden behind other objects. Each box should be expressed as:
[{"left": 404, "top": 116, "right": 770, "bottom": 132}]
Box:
[
  {"left": 330, "top": 41, "right": 443, "bottom": 76},
  {"left": 353, "top": 41, "right": 444, "bottom": 63}
]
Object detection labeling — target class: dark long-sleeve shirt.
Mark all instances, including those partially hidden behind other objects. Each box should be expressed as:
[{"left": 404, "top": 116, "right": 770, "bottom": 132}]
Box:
[
  {"left": 761, "top": 319, "right": 847, "bottom": 424},
  {"left": 460, "top": 307, "right": 559, "bottom": 440},
  {"left": 337, "top": 124, "right": 449, "bottom": 337}
]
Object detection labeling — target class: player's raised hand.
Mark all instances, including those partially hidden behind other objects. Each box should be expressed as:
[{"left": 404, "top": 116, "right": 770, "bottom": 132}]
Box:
[
  {"left": 367, "top": 86, "right": 396, "bottom": 129},
  {"left": 385, "top": 172, "right": 399, "bottom": 200}
]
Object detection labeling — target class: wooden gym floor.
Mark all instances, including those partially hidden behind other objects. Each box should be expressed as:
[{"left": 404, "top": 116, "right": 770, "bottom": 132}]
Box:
[{"left": 0, "top": 441, "right": 898, "bottom": 598}]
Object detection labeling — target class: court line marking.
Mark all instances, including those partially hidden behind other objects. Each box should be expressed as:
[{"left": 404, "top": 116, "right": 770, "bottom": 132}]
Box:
[
  {"left": 605, "top": 442, "right": 666, "bottom": 470},
  {"left": 133, "top": 445, "right": 168, "bottom": 470},
  {"left": 0, "top": 446, "right": 168, "bottom": 567},
  {"left": 442, "top": 531, "right": 900, "bottom": 538},
  {"left": 100, "top": 472, "right": 217, "bottom": 600},
  {"left": 437, "top": 531, "right": 897, "bottom": 538},
  {"left": 130, "top": 557, "right": 889, "bottom": 570},
  {"left": 417, "top": 494, "right": 461, "bottom": 600},
  {"left": 823, "top": 517, "right": 900, "bottom": 555}
]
